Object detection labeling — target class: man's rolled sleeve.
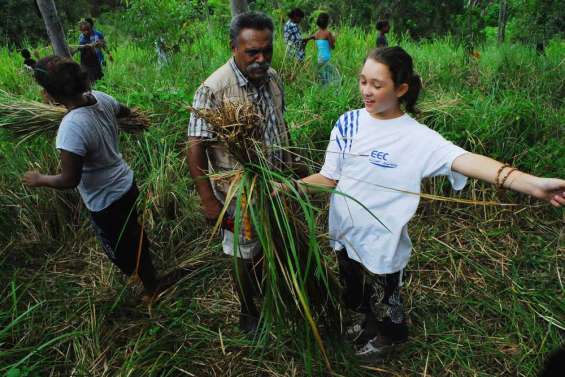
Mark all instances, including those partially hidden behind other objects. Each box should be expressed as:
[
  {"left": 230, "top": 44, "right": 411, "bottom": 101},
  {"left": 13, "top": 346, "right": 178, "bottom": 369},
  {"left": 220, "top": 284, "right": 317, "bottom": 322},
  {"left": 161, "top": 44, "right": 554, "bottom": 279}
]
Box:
[{"left": 188, "top": 85, "right": 215, "bottom": 139}]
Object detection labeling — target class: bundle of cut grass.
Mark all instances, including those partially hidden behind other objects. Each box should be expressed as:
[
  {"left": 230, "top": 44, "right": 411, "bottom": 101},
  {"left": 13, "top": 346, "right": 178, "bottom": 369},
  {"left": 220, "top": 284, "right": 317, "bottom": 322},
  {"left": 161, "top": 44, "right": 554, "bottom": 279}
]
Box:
[
  {"left": 189, "top": 99, "right": 340, "bottom": 372},
  {"left": 189, "top": 100, "right": 266, "bottom": 166},
  {"left": 0, "top": 90, "right": 151, "bottom": 140},
  {"left": 115, "top": 108, "right": 151, "bottom": 134}
]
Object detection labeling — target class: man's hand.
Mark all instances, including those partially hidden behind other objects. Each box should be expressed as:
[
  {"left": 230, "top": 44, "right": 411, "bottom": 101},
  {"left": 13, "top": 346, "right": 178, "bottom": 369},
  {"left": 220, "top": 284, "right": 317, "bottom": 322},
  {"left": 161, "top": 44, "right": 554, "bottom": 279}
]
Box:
[
  {"left": 22, "top": 170, "right": 43, "bottom": 187},
  {"left": 202, "top": 198, "right": 223, "bottom": 223}
]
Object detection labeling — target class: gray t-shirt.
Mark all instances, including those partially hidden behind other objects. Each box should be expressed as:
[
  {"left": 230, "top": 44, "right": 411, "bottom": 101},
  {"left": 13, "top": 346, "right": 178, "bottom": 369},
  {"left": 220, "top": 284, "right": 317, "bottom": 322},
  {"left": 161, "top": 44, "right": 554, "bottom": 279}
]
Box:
[{"left": 56, "top": 91, "right": 133, "bottom": 212}]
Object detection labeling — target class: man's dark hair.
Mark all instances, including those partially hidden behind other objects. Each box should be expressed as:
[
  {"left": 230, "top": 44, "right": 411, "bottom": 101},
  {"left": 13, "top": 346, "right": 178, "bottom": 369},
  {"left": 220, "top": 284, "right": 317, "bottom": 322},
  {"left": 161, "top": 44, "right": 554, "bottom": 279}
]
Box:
[
  {"left": 21, "top": 48, "right": 31, "bottom": 59},
  {"left": 85, "top": 17, "right": 94, "bottom": 27},
  {"left": 229, "top": 12, "right": 274, "bottom": 46},
  {"left": 288, "top": 8, "right": 305, "bottom": 19},
  {"left": 316, "top": 13, "right": 330, "bottom": 29}
]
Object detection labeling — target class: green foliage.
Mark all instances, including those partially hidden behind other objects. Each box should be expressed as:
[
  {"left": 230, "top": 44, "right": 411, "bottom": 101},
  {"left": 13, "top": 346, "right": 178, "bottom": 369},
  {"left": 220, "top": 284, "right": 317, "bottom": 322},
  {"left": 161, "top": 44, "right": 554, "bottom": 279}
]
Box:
[
  {"left": 108, "top": 0, "right": 232, "bottom": 47},
  {"left": 0, "top": 3, "right": 563, "bottom": 375},
  {"left": 0, "top": 0, "right": 93, "bottom": 47},
  {"left": 506, "top": 0, "right": 565, "bottom": 44},
  {"left": 110, "top": 0, "right": 201, "bottom": 45}
]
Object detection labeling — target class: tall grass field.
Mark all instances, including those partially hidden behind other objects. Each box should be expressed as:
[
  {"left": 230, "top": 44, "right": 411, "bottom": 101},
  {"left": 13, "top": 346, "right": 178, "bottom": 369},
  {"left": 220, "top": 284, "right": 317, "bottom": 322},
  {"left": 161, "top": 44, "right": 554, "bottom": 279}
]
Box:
[{"left": 0, "top": 15, "right": 563, "bottom": 377}]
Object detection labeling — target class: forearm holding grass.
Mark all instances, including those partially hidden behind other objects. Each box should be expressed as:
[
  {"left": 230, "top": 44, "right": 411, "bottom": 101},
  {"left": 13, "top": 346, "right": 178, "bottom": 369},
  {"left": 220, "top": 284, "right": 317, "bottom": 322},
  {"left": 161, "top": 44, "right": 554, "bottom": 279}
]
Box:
[{"left": 297, "top": 173, "right": 337, "bottom": 192}]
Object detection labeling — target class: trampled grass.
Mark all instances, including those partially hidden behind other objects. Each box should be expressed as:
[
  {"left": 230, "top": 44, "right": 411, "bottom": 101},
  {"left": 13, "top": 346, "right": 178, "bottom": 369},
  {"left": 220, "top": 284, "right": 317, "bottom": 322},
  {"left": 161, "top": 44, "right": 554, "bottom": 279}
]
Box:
[{"left": 0, "top": 16, "right": 563, "bottom": 377}]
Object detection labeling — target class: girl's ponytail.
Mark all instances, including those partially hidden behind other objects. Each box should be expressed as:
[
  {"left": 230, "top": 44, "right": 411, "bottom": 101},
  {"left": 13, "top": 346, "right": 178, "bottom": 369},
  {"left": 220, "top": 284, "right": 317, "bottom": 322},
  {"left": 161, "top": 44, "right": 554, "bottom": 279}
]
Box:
[{"left": 402, "top": 74, "right": 421, "bottom": 114}]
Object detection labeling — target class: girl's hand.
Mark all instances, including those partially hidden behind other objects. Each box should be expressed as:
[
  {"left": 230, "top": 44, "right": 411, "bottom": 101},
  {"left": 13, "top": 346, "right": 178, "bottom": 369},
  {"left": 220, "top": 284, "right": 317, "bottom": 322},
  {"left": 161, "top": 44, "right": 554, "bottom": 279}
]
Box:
[
  {"left": 528, "top": 177, "right": 565, "bottom": 207},
  {"left": 22, "top": 171, "right": 43, "bottom": 187}
]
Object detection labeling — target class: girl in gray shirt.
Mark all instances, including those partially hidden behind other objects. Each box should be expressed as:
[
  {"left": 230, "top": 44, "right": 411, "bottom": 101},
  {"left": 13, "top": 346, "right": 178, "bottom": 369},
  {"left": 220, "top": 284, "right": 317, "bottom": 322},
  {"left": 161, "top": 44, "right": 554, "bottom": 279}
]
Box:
[{"left": 23, "top": 56, "right": 159, "bottom": 302}]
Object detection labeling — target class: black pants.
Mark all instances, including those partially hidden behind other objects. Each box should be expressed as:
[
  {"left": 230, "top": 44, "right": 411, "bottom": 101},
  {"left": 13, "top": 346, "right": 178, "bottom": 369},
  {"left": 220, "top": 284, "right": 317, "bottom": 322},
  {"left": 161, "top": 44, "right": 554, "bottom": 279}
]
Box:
[
  {"left": 337, "top": 249, "right": 408, "bottom": 341},
  {"left": 90, "top": 182, "right": 157, "bottom": 292}
]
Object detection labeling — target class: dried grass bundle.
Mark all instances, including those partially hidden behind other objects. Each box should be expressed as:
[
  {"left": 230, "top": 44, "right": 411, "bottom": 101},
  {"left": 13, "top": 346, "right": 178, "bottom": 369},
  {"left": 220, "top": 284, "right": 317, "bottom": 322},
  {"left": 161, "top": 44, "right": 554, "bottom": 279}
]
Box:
[
  {"left": 117, "top": 108, "right": 151, "bottom": 134},
  {"left": 0, "top": 90, "right": 150, "bottom": 140},
  {"left": 0, "top": 90, "right": 65, "bottom": 138},
  {"left": 188, "top": 99, "right": 267, "bottom": 166},
  {"left": 189, "top": 99, "right": 339, "bottom": 372}
]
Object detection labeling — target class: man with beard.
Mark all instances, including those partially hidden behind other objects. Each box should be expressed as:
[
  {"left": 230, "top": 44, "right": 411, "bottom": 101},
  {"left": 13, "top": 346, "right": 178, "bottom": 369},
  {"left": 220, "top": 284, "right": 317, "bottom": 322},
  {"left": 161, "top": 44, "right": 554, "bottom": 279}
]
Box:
[{"left": 187, "top": 12, "right": 290, "bottom": 334}]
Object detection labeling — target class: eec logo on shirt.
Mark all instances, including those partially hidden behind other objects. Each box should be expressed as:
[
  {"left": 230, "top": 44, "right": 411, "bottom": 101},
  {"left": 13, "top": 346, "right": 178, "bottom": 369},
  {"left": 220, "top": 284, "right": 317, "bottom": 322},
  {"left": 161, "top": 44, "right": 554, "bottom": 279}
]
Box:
[{"left": 369, "top": 150, "right": 398, "bottom": 168}]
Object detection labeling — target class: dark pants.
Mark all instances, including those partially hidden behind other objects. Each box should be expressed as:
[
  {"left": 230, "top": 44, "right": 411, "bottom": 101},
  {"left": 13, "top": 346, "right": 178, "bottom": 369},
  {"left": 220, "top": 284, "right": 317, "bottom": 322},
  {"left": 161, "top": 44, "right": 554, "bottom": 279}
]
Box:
[
  {"left": 337, "top": 249, "right": 408, "bottom": 341},
  {"left": 90, "top": 182, "right": 157, "bottom": 292}
]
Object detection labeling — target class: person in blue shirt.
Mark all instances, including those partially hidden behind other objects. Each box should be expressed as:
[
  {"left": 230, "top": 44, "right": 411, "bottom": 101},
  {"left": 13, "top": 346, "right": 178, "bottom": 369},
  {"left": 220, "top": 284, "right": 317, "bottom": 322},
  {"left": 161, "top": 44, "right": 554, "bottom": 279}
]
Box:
[
  {"left": 76, "top": 20, "right": 105, "bottom": 82},
  {"left": 80, "top": 19, "right": 105, "bottom": 63},
  {"left": 376, "top": 20, "right": 390, "bottom": 48}
]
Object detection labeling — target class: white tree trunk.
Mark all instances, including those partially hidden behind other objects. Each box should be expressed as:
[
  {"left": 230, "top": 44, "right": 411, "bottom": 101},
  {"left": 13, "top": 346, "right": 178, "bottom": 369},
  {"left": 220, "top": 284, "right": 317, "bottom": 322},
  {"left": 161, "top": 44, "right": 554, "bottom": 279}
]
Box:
[
  {"left": 230, "top": 0, "right": 248, "bottom": 17},
  {"left": 36, "top": 0, "right": 71, "bottom": 57}
]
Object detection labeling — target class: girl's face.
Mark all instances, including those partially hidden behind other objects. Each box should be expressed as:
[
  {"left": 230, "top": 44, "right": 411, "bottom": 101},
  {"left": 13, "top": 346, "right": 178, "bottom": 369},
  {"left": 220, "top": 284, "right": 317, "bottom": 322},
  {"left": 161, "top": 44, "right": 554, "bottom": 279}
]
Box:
[
  {"left": 359, "top": 58, "right": 408, "bottom": 119},
  {"left": 80, "top": 24, "right": 92, "bottom": 36}
]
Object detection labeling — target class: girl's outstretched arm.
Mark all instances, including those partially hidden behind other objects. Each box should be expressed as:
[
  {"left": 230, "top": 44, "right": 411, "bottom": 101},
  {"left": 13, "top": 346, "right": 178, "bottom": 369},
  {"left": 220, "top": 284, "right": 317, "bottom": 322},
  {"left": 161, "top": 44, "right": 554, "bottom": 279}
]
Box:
[
  {"left": 452, "top": 153, "right": 565, "bottom": 207},
  {"left": 22, "top": 150, "right": 83, "bottom": 190}
]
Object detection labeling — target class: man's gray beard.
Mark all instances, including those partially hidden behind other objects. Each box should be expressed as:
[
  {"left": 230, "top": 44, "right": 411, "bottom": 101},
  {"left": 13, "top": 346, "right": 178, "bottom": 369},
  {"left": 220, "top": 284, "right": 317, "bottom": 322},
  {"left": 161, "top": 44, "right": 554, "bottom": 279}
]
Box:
[{"left": 248, "top": 62, "right": 270, "bottom": 74}]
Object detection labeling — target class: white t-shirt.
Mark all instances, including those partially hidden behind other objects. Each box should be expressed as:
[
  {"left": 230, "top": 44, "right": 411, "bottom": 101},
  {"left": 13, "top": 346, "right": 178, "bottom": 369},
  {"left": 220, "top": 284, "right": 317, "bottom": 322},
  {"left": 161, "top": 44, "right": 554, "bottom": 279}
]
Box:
[
  {"left": 56, "top": 91, "right": 133, "bottom": 212},
  {"left": 320, "top": 109, "right": 468, "bottom": 274}
]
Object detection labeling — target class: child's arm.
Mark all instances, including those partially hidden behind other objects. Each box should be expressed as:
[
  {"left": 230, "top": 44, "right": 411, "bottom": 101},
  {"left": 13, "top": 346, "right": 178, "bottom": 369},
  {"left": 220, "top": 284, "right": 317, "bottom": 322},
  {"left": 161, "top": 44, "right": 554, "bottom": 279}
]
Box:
[
  {"left": 96, "top": 35, "right": 107, "bottom": 49},
  {"left": 303, "top": 35, "right": 315, "bottom": 44},
  {"left": 23, "top": 150, "right": 83, "bottom": 190},
  {"left": 116, "top": 103, "right": 131, "bottom": 118},
  {"left": 452, "top": 153, "right": 565, "bottom": 207},
  {"left": 96, "top": 37, "right": 114, "bottom": 62},
  {"left": 298, "top": 173, "right": 337, "bottom": 191},
  {"left": 271, "top": 173, "right": 336, "bottom": 196},
  {"left": 329, "top": 32, "right": 336, "bottom": 49}
]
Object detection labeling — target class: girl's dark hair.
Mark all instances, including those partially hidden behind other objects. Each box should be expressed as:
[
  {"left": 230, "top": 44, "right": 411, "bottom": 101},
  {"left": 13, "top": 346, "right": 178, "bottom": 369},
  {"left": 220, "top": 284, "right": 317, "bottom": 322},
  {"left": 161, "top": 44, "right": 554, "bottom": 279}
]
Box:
[
  {"left": 33, "top": 56, "right": 90, "bottom": 100},
  {"left": 366, "top": 46, "right": 422, "bottom": 114},
  {"left": 21, "top": 48, "right": 31, "bottom": 59},
  {"left": 316, "top": 13, "right": 330, "bottom": 29}
]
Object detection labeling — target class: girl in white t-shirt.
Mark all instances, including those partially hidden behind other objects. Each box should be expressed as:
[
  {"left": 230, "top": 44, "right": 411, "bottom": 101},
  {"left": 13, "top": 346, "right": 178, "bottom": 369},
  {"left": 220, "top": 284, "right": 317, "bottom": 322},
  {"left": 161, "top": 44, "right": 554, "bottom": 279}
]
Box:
[{"left": 298, "top": 46, "right": 565, "bottom": 357}]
